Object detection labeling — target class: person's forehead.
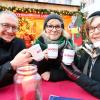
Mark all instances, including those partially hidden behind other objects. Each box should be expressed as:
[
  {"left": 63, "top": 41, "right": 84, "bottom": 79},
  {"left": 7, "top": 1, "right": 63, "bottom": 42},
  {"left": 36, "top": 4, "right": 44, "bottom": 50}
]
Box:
[
  {"left": 47, "top": 19, "right": 61, "bottom": 25},
  {"left": 91, "top": 16, "right": 100, "bottom": 26}
]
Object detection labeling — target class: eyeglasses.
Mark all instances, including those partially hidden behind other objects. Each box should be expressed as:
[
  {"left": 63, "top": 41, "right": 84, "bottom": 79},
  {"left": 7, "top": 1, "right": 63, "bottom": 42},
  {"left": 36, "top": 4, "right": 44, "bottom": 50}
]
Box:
[
  {"left": 88, "top": 24, "right": 100, "bottom": 33},
  {"left": 46, "top": 25, "right": 62, "bottom": 31},
  {"left": 0, "top": 23, "right": 18, "bottom": 32}
]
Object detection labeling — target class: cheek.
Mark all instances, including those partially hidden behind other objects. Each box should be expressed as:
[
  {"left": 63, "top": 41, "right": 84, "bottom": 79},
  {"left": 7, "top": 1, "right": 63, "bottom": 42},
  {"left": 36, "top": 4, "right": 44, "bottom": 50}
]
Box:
[
  {"left": 56, "top": 30, "right": 62, "bottom": 37},
  {"left": 89, "top": 34, "right": 93, "bottom": 38},
  {"left": 0, "top": 27, "right": 3, "bottom": 31},
  {"left": 45, "top": 29, "right": 62, "bottom": 38},
  {"left": 59, "top": 30, "right": 62, "bottom": 35},
  {"left": 45, "top": 29, "right": 50, "bottom": 34},
  {"left": 0, "top": 29, "right": 4, "bottom": 36},
  {"left": 45, "top": 30, "right": 50, "bottom": 37},
  {"left": 89, "top": 32, "right": 94, "bottom": 38},
  {"left": 89, "top": 33, "right": 100, "bottom": 43},
  {"left": 57, "top": 32, "right": 62, "bottom": 38},
  {"left": 89, "top": 33, "right": 94, "bottom": 42}
]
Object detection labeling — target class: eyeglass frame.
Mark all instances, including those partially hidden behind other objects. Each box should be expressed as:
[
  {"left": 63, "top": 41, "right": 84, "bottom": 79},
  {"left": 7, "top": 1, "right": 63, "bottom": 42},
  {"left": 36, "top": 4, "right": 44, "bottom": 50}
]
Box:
[
  {"left": 46, "top": 24, "right": 62, "bottom": 31},
  {"left": 0, "top": 23, "right": 18, "bottom": 32},
  {"left": 87, "top": 24, "right": 100, "bottom": 33}
]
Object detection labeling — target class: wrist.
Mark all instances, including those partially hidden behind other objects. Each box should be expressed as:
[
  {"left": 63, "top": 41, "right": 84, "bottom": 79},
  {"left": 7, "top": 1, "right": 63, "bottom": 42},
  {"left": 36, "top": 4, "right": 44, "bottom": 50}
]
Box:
[{"left": 10, "top": 60, "right": 17, "bottom": 70}]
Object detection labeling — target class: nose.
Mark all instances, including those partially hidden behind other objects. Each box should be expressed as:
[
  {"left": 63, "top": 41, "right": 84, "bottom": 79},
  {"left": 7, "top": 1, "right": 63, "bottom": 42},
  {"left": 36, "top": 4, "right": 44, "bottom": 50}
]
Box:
[
  {"left": 6, "top": 27, "right": 13, "bottom": 33},
  {"left": 94, "top": 28, "right": 100, "bottom": 35},
  {"left": 52, "top": 27, "right": 56, "bottom": 31}
]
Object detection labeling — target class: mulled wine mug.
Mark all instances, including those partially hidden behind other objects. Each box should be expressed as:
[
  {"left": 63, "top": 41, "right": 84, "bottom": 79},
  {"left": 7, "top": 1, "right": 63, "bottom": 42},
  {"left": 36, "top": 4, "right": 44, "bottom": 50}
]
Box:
[
  {"left": 28, "top": 44, "right": 44, "bottom": 61},
  {"left": 48, "top": 44, "right": 58, "bottom": 59},
  {"left": 62, "top": 49, "right": 75, "bottom": 65}
]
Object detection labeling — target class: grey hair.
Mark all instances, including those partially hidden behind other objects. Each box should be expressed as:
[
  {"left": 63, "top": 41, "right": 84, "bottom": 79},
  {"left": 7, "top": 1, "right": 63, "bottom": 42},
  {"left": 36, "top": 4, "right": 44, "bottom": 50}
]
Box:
[{"left": 0, "top": 10, "right": 18, "bottom": 23}]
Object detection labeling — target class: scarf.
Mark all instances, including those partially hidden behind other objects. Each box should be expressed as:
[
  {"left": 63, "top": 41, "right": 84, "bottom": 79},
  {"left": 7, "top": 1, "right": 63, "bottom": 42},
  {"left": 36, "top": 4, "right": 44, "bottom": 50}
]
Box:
[
  {"left": 82, "top": 42, "right": 100, "bottom": 58},
  {"left": 35, "top": 32, "right": 66, "bottom": 50}
]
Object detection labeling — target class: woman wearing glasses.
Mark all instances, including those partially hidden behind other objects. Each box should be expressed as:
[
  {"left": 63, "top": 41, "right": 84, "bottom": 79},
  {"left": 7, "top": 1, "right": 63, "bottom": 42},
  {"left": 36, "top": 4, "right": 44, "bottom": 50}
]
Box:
[
  {"left": 61, "top": 11, "right": 100, "bottom": 98},
  {"left": 0, "top": 11, "right": 33, "bottom": 87},
  {"left": 33, "top": 13, "right": 75, "bottom": 82}
]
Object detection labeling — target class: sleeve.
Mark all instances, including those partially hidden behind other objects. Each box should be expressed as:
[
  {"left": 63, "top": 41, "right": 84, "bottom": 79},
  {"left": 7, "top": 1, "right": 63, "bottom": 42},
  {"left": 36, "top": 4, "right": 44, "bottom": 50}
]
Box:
[
  {"left": 36, "top": 58, "right": 70, "bottom": 82},
  {"left": 76, "top": 51, "right": 100, "bottom": 98},
  {"left": 77, "top": 51, "right": 89, "bottom": 71},
  {"left": 49, "top": 68, "right": 70, "bottom": 82},
  {"left": 0, "top": 62, "right": 15, "bottom": 87},
  {"left": 76, "top": 74, "right": 100, "bottom": 98},
  {"left": 11, "top": 38, "right": 26, "bottom": 59},
  {"left": 0, "top": 38, "right": 26, "bottom": 87}
]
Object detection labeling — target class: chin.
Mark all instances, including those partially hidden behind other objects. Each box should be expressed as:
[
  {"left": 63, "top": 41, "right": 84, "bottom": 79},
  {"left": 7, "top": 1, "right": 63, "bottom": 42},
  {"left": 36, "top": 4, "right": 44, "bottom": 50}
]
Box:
[
  {"left": 4, "top": 38, "right": 14, "bottom": 43},
  {"left": 50, "top": 37, "right": 59, "bottom": 41},
  {"left": 93, "top": 41, "right": 100, "bottom": 48},
  {"left": 4, "top": 36, "right": 15, "bottom": 42},
  {"left": 50, "top": 38, "right": 57, "bottom": 41},
  {"left": 5, "top": 40, "right": 12, "bottom": 43}
]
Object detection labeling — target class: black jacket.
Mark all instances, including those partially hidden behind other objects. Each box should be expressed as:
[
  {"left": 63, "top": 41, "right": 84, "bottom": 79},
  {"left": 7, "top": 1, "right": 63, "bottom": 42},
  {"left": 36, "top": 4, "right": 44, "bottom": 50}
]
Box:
[
  {"left": 76, "top": 51, "right": 100, "bottom": 98},
  {"left": 0, "top": 38, "right": 25, "bottom": 87}
]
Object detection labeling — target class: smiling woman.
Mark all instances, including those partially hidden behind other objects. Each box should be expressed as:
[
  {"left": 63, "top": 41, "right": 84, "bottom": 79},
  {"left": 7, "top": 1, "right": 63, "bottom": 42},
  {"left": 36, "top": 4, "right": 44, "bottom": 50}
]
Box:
[
  {"left": 85, "top": 11, "right": 100, "bottom": 47},
  {"left": 32, "top": 13, "right": 75, "bottom": 82},
  {"left": 45, "top": 19, "right": 63, "bottom": 40},
  {"left": 61, "top": 10, "right": 100, "bottom": 99}
]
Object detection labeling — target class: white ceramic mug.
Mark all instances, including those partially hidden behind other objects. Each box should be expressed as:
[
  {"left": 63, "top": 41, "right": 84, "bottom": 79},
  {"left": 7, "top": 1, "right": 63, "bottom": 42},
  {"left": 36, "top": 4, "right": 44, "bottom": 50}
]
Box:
[
  {"left": 62, "top": 49, "right": 75, "bottom": 65},
  {"left": 28, "top": 44, "right": 44, "bottom": 61},
  {"left": 48, "top": 44, "right": 58, "bottom": 59}
]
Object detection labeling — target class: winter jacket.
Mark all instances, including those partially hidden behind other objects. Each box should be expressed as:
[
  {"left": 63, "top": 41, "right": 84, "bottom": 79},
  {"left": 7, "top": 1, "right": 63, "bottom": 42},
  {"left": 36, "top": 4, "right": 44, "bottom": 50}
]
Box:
[
  {"left": 0, "top": 38, "right": 25, "bottom": 87},
  {"left": 33, "top": 35, "right": 77, "bottom": 82},
  {"left": 76, "top": 51, "right": 100, "bottom": 98}
]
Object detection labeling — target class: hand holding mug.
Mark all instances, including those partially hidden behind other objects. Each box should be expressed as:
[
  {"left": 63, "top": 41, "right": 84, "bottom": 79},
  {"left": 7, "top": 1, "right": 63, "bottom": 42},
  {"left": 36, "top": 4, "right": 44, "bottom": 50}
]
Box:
[
  {"left": 62, "top": 49, "right": 75, "bottom": 65},
  {"left": 10, "top": 49, "right": 33, "bottom": 70},
  {"left": 28, "top": 44, "right": 44, "bottom": 61}
]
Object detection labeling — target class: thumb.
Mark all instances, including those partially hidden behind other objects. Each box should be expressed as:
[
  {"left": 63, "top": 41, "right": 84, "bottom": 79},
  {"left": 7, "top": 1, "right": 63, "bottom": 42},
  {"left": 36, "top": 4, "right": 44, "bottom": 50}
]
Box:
[{"left": 20, "top": 49, "right": 28, "bottom": 54}]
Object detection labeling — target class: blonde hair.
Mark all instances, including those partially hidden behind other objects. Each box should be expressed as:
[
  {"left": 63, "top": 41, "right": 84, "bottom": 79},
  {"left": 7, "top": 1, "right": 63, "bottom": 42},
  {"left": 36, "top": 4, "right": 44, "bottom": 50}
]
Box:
[{"left": 84, "top": 16, "right": 99, "bottom": 37}]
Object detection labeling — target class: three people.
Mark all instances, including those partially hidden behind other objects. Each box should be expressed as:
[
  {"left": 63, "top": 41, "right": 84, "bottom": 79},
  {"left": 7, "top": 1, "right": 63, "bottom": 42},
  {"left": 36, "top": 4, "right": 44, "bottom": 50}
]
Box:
[
  {"left": 0, "top": 11, "right": 33, "bottom": 87},
  {"left": 1, "top": 9, "right": 100, "bottom": 99},
  {"left": 62, "top": 11, "right": 100, "bottom": 98}
]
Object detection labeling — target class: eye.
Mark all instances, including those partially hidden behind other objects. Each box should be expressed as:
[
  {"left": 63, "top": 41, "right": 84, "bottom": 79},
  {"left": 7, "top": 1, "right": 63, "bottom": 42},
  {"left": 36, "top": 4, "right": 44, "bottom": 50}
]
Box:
[
  {"left": 55, "top": 25, "right": 61, "bottom": 28},
  {"left": 2, "top": 23, "right": 9, "bottom": 27},
  {"left": 97, "top": 24, "right": 100, "bottom": 30},
  {"left": 88, "top": 26, "right": 95, "bottom": 32},
  {"left": 47, "top": 25, "right": 53, "bottom": 28}
]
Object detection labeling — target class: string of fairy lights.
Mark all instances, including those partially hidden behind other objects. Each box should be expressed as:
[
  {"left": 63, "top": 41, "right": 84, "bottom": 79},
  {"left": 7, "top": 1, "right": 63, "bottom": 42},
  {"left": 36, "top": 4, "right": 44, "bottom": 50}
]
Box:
[
  {"left": 0, "top": 5, "right": 83, "bottom": 15},
  {"left": 0, "top": 5, "right": 86, "bottom": 23},
  {"left": 0, "top": 5, "right": 86, "bottom": 42}
]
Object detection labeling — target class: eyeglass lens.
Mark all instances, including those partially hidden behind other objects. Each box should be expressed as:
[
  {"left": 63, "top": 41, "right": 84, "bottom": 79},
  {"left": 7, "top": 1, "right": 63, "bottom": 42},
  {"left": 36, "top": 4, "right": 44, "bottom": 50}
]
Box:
[
  {"left": 0, "top": 23, "right": 18, "bottom": 32},
  {"left": 46, "top": 25, "right": 61, "bottom": 30}
]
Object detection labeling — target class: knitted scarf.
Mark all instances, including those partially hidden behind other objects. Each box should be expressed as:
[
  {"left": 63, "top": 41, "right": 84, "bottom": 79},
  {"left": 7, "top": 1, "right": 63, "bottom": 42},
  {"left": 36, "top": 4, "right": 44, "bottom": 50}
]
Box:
[{"left": 35, "top": 32, "right": 66, "bottom": 50}]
